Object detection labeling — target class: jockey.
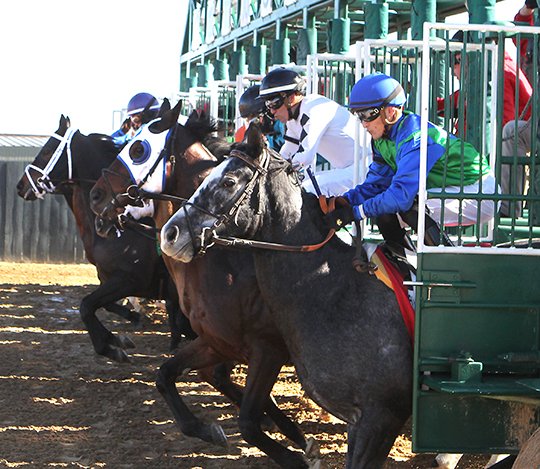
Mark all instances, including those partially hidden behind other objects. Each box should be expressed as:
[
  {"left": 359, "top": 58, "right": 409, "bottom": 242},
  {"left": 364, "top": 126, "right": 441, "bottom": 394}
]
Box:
[
  {"left": 259, "top": 67, "right": 370, "bottom": 196},
  {"left": 112, "top": 92, "right": 160, "bottom": 148},
  {"left": 235, "top": 84, "right": 285, "bottom": 151},
  {"left": 324, "top": 72, "right": 499, "bottom": 251}
]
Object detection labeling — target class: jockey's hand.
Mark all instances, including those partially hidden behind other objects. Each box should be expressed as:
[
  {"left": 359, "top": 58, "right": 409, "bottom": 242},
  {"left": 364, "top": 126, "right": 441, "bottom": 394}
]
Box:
[
  {"left": 120, "top": 118, "right": 131, "bottom": 134},
  {"left": 323, "top": 205, "right": 354, "bottom": 230}
]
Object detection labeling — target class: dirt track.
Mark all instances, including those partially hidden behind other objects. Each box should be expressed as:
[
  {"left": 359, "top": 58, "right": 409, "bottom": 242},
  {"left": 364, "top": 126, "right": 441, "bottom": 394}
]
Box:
[{"left": 0, "top": 262, "right": 489, "bottom": 468}]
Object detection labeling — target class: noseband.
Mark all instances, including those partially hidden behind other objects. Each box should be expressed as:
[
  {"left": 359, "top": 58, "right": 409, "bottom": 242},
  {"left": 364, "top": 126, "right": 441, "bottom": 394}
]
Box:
[{"left": 24, "top": 127, "right": 77, "bottom": 198}]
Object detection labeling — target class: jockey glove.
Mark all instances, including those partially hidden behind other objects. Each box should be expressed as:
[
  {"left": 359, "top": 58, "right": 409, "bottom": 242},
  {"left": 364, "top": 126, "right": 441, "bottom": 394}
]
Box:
[
  {"left": 323, "top": 205, "right": 355, "bottom": 230},
  {"left": 525, "top": 0, "right": 537, "bottom": 8}
]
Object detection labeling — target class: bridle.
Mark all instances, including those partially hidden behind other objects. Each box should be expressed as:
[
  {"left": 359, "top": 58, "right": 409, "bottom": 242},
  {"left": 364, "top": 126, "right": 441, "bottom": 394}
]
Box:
[
  {"left": 191, "top": 147, "right": 337, "bottom": 256},
  {"left": 97, "top": 125, "right": 183, "bottom": 226},
  {"left": 24, "top": 127, "right": 78, "bottom": 198}
]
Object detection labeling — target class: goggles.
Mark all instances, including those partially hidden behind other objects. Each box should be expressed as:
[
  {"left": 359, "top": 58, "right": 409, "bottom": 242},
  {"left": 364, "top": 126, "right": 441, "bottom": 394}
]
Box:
[
  {"left": 265, "top": 94, "right": 286, "bottom": 111},
  {"left": 352, "top": 107, "right": 382, "bottom": 123}
]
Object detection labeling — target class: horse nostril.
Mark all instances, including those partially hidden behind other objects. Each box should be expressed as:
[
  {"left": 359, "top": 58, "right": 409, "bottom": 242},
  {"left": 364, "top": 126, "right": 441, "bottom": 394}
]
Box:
[
  {"left": 165, "top": 225, "right": 179, "bottom": 244},
  {"left": 90, "top": 188, "right": 103, "bottom": 204}
]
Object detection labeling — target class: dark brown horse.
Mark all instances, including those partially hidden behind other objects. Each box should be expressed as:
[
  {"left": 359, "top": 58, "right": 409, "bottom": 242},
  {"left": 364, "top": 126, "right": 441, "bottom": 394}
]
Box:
[
  {"left": 16, "top": 115, "right": 195, "bottom": 362},
  {"left": 89, "top": 103, "right": 320, "bottom": 468}
]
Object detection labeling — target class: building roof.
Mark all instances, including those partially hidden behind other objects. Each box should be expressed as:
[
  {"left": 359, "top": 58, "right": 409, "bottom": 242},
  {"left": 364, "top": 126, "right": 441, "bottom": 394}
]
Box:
[{"left": 0, "top": 134, "right": 49, "bottom": 148}]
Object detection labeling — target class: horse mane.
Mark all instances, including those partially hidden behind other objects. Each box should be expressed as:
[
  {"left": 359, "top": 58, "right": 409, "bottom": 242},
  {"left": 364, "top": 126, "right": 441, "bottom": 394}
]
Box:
[
  {"left": 184, "top": 111, "right": 231, "bottom": 161},
  {"left": 88, "top": 133, "right": 119, "bottom": 156}
]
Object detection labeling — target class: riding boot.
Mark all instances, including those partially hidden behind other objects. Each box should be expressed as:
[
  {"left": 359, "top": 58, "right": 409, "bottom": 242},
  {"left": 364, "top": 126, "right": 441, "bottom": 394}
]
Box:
[
  {"left": 375, "top": 213, "right": 409, "bottom": 259},
  {"left": 399, "top": 205, "right": 454, "bottom": 247},
  {"left": 375, "top": 213, "right": 415, "bottom": 281}
]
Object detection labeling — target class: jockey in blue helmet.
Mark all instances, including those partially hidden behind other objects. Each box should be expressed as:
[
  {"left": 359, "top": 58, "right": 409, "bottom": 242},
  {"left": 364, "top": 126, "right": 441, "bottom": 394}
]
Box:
[
  {"left": 348, "top": 72, "right": 407, "bottom": 131},
  {"left": 112, "top": 92, "right": 160, "bottom": 148},
  {"left": 323, "top": 72, "right": 499, "bottom": 252},
  {"left": 126, "top": 92, "right": 160, "bottom": 127}
]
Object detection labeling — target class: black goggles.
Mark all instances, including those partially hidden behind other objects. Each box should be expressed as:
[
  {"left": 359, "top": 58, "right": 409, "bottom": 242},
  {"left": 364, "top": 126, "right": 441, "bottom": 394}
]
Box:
[
  {"left": 265, "top": 95, "right": 286, "bottom": 111},
  {"left": 352, "top": 107, "right": 382, "bottom": 123}
]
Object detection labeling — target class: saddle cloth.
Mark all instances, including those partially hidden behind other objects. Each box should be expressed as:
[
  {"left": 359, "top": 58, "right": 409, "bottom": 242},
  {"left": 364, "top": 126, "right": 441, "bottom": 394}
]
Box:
[{"left": 364, "top": 243, "right": 415, "bottom": 342}]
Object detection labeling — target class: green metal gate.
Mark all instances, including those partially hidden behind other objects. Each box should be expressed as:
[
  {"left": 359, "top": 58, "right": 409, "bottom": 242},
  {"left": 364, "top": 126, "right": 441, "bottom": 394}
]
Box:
[{"left": 412, "top": 22, "right": 540, "bottom": 453}]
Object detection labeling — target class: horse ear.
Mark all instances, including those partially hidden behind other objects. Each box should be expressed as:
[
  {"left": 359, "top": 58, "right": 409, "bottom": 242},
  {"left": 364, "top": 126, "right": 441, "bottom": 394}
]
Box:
[
  {"left": 59, "top": 115, "right": 70, "bottom": 131},
  {"left": 244, "top": 121, "right": 265, "bottom": 158},
  {"left": 158, "top": 98, "right": 171, "bottom": 117},
  {"left": 149, "top": 99, "right": 182, "bottom": 134}
]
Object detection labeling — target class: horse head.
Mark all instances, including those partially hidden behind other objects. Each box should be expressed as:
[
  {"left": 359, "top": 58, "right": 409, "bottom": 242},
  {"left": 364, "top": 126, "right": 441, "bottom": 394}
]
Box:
[
  {"left": 90, "top": 101, "right": 224, "bottom": 237},
  {"left": 16, "top": 115, "right": 117, "bottom": 203},
  {"left": 160, "top": 123, "right": 292, "bottom": 262},
  {"left": 16, "top": 115, "right": 75, "bottom": 200}
]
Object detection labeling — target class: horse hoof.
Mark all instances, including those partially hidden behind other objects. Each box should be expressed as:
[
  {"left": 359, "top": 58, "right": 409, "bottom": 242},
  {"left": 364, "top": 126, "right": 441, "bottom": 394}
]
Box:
[
  {"left": 209, "top": 423, "right": 228, "bottom": 448},
  {"left": 433, "top": 453, "right": 462, "bottom": 469},
  {"left": 305, "top": 437, "right": 321, "bottom": 459},
  {"left": 117, "top": 335, "right": 136, "bottom": 349},
  {"left": 108, "top": 348, "right": 131, "bottom": 363}
]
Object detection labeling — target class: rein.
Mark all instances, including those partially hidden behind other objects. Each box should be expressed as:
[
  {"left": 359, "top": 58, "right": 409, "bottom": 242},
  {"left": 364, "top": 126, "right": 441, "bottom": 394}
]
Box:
[
  {"left": 24, "top": 127, "right": 78, "bottom": 198},
  {"left": 195, "top": 149, "right": 337, "bottom": 255}
]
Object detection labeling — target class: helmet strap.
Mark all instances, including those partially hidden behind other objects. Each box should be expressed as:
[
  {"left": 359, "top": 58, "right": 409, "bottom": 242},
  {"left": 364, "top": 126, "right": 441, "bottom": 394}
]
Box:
[{"left": 286, "top": 95, "right": 302, "bottom": 121}]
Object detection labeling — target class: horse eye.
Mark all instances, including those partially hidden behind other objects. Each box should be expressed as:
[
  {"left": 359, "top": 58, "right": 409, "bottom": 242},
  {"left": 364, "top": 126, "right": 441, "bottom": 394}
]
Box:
[
  {"left": 222, "top": 177, "right": 236, "bottom": 188},
  {"left": 129, "top": 142, "right": 145, "bottom": 160}
]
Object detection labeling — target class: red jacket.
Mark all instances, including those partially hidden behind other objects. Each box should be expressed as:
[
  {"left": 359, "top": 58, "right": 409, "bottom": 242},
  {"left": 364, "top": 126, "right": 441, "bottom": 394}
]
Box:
[
  {"left": 437, "top": 51, "right": 532, "bottom": 134},
  {"left": 514, "top": 11, "right": 534, "bottom": 64}
]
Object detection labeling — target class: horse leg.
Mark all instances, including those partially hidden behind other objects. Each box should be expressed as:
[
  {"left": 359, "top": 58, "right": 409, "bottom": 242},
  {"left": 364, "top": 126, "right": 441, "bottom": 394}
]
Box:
[
  {"left": 345, "top": 405, "right": 407, "bottom": 469},
  {"left": 238, "top": 351, "right": 309, "bottom": 469},
  {"left": 80, "top": 279, "right": 139, "bottom": 363},
  {"left": 197, "top": 363, "right": 291, "bottom": 435},
  {"left": 103, "top": 301, "right": 142, "bottom": 325},
  {"left": 156, "top": 338, "right": 228, "bottom": 446},
  {"left": 165, "top": 297, "right": 196, "bottom": 351}
]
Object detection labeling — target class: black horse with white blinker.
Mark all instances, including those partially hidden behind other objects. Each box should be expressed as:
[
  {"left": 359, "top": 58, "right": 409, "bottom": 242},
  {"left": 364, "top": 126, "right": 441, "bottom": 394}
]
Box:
[{"left": 16, "top": 115, "right": 194, "bottom": 361}]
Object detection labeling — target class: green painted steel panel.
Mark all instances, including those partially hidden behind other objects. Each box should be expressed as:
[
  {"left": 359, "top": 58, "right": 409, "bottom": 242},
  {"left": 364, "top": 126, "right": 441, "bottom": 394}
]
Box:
[{"left": 413, "top": 252, "right": 540, "bottom": 452}]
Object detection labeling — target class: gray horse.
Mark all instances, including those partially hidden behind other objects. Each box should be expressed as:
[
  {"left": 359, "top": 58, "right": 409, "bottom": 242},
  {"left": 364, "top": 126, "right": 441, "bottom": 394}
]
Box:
[{"left": 160, "top": 124, "right": 413, "bottom": 468}]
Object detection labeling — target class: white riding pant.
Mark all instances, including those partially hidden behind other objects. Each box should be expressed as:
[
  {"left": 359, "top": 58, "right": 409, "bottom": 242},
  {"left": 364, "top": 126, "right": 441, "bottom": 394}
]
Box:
[
  {"left": 427, "top": 172, "right": 500, "bottom": 226},
  {"left": 302, "top": 165, "right": 355, "bottom": 196}
]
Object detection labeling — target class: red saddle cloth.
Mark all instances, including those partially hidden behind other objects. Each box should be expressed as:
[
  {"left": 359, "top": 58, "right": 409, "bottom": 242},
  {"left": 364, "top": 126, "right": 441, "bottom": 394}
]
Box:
[{"left": 369, "top": 246, "right": 415, "bottom": 342}]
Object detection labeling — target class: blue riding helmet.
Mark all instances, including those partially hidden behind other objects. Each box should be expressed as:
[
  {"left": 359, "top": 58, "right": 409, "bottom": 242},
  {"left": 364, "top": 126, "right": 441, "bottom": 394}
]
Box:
[
  {"left": 349, "top": 73, "right": 406, "bottom": 110},
  {"left": 127, "top": 92, "right": 160, "bottom": 117}
]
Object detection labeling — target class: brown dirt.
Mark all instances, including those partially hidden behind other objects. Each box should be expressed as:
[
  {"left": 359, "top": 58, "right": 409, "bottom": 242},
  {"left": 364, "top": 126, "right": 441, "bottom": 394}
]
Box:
[{"left": 0, "top": 262, "right": 489, "bottom": 468}]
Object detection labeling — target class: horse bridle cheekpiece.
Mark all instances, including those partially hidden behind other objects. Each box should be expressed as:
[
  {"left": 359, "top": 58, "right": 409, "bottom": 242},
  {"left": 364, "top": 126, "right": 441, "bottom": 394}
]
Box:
[
  {"left": 193, "top": 148, "right": 270, "bottom": 255},
  {"left": 24, "top": 127, "right": 77, "bottom": 198}
]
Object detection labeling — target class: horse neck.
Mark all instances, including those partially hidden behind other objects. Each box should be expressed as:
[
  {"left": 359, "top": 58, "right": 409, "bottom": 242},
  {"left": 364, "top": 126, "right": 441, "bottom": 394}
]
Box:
[
  {"left": 64, "top": 134, "right": 116, "bottom": 262},
  {"left": 71, "top": 185, "right": 97, "bottom": 264},
  {"left": 168, "top": 141, "right": 219, "bottom": 200},
  {"left": 70, "top": 133, "right": 117, "bottom": 183},
  {"left": 258, "top": 169, "right": 316, "bottom": 244}
]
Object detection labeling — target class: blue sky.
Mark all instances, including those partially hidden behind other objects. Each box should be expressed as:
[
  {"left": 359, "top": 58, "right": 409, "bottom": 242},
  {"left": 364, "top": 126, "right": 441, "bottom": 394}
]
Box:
[{"left": 0, "top": 0, "right": 521, "bottom": 136}]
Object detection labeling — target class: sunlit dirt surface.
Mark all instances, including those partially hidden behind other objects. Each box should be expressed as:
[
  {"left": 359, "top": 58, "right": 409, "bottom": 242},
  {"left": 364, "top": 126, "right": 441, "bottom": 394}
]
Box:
[{"left": 0, "top": 262, "right": 489, "bottom": 468}]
